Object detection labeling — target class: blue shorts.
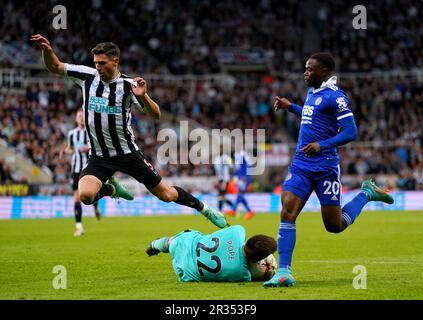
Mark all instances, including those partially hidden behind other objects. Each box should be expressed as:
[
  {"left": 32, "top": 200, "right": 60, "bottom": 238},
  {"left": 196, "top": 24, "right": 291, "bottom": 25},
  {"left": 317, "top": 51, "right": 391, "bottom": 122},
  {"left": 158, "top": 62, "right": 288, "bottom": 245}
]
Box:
[{"left": 282, "top": 163, "right": 342, "bottom": 206}]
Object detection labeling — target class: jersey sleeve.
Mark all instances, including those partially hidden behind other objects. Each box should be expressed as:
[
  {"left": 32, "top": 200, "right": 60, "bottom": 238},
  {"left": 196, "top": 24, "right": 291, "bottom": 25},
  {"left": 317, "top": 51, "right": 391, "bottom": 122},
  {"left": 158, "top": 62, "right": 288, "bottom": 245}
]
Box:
[
  {"left": 331, "top": 91, "right": 353, "bottom": 122},
  {"left": 64, "top": 63, "right": 97, "bottom": 87},
  {"left": 318, "top": 92, "right": 358, "bottom": 150},
  {"left": 132, "top": 94, "right": 146, "bottom": 113}
]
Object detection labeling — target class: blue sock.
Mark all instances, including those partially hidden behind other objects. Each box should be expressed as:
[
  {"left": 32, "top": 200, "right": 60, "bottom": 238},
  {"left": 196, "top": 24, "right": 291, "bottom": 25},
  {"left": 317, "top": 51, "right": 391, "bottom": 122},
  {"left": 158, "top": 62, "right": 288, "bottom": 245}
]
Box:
[
  {"left": 278, "top": 220, "right": 296, "bottom": 271},
  {"left": 232, "top": 195, "right": 242, "bottom": 211},
  {"left": 151, "top": 237, "right": 170, "bottom": 252},
  {"left": 341, "top": 192, "right": 369, "bottom": 227},
  {"left": 239, "top": 194, "right": 252, "bottom": 212}
]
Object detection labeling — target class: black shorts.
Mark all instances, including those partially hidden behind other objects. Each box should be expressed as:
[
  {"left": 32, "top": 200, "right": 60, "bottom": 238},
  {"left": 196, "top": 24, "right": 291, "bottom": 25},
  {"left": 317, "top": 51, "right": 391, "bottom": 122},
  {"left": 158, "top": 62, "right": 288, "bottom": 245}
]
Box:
[
  {"left": 71, "top": 172, "right": 81, "bottom": 191},
  {"left": 80, "top": 151, "right": 162, "bottom": 190}
]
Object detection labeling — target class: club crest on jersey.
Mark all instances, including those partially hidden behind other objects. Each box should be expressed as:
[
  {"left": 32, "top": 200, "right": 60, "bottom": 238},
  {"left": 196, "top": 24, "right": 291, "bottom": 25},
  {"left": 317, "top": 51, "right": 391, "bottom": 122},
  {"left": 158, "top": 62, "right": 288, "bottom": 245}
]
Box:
[
  {"left": 88, "top": 96, "right": 122, "bottom": 114},
  {"left": 336, "top": 97, "right": 348, "bottom": 113},
  {"left": 116, "top": 87, "right": 124, "bottom": 96},
  {"left": 315, "top": 97, "right": 322, "bottom": 105}
]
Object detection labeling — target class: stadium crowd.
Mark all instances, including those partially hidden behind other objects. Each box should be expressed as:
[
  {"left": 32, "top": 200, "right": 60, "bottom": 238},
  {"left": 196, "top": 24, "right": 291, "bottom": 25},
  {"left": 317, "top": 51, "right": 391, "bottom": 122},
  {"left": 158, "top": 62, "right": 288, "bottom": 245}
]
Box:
[
  {"left": 0, "top": 74, "right": 422, "bottom": 192},
  {"left": 0, "top": 0, "right": 422, "bottom": 193},
  {"left": 1, "top": 0, "right": 421, "bottom": 74}
]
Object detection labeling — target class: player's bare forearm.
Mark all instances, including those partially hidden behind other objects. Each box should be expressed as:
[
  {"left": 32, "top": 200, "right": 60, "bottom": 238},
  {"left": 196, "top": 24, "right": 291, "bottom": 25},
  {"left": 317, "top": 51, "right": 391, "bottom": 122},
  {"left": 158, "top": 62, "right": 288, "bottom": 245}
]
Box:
[
  {"left": 30, "top": 34, "right": 64, "bottom": 75},
  {"left": 131, "top": 77, "right": 161, "bottom": 119},
  {"left": 42, "top": 48, "right": 65, "bottom": 76},
  {"left": 138, "top": 94, "right": 161, "bottom": 120}
]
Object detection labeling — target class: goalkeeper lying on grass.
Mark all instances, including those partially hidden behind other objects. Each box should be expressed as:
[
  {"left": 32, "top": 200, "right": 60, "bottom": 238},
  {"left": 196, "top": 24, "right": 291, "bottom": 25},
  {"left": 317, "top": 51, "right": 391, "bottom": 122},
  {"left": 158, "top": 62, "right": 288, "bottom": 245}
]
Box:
[{"left": 146, "top": 225, "right": 277, "bottom": 282}]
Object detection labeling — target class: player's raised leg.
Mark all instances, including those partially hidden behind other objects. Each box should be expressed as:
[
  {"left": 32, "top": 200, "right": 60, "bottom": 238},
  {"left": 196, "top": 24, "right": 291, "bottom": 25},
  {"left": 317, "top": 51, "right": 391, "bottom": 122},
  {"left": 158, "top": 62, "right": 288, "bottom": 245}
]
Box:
[
  {"left": 78, "top": 175, "right": 133, "bottom": 205},
  {"left": 150, "top": 180, "right": 228, "bottom": 228},
  {"left": 79, "top": 175, "right": 107, "bottom": 204},
  {"left": 264, "top": 191, "right": 306, "bottom": 287},
  {"left": 107, "top": 176, "right": 134, "bottom": 200},
  {"left": 319, "top": 178, "right": 394, "bottom": 232}
]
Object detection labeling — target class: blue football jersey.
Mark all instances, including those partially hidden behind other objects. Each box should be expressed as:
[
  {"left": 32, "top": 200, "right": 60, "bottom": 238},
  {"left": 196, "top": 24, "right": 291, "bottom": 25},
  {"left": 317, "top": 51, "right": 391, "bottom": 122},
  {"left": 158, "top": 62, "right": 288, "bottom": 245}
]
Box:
[
  {"left": 234, "top": 151, "right": 252, "bottom": 178},
  {"left": 294, "top": 76, "right": 353, "bottom": 167}
]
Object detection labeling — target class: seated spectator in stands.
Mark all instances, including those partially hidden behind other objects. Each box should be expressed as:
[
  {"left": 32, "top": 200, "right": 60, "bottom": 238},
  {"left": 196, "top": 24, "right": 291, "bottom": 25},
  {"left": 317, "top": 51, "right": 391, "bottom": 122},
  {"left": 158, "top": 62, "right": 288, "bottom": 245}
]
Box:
[{"left": 397, "top": 167, "right": 417, "bottom": 190}]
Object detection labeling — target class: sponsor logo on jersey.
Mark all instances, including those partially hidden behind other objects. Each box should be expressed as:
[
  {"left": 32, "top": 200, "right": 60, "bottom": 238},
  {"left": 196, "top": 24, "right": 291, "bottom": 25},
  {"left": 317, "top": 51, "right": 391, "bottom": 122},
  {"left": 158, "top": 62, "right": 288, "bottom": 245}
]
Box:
[
  {"left": 88, "top": 96, "right": 122, "bottom": 114},
  {"left": 336, "top": 97, "right": 349, "bottom": 113}
]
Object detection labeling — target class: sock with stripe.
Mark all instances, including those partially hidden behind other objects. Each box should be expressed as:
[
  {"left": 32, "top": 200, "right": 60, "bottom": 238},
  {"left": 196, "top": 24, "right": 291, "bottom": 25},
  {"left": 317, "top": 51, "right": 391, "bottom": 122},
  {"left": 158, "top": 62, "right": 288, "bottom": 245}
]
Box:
[
  {"left": 341, "top": 192, "right": 369, "bottom": 227},
  {"left": 278, "top": 220, "right": 296, "bottom": 271}
]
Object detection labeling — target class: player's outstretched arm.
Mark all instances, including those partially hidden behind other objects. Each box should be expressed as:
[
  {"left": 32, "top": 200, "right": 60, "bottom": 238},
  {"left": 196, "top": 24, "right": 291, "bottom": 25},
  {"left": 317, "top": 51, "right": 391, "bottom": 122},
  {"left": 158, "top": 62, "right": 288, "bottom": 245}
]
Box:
[
  {"left": 30, "top": 34, "right": 65, "bottom": 76},
  {"left": 131, "top": 77, "right": 161, "bottom": 120},
  {"left": 274, "top": 96, "right": 302, "bottom": 116}
]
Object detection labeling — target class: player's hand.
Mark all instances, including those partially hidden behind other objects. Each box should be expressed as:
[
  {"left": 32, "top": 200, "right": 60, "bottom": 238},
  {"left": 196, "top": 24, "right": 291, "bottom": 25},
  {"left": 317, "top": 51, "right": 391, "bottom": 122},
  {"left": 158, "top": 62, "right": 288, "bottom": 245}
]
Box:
[
  {"left": 301, "top": 142, "right": 321, "bottom": 156},
  {"left": 131, "top": 77, "right": 147, "bottom": 97},
  {"left": 30, "top": 34, "right": 52, "bottom": 51},
  {"left": 274, "top": 96, "right": 291, "bottom": 112},
  {"left": 80, "top": 145, "right": 90, "bottom": 153}
]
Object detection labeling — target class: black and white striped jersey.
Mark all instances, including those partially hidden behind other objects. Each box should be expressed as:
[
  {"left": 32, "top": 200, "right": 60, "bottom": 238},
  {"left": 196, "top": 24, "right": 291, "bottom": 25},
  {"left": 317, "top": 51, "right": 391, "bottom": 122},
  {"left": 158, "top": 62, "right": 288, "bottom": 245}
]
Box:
[
  {"left": 64, "top": 63, "right": 145, "bottom": 158},
  {"left": 68, "top": 127, "right": 89, "bottom": 173}
]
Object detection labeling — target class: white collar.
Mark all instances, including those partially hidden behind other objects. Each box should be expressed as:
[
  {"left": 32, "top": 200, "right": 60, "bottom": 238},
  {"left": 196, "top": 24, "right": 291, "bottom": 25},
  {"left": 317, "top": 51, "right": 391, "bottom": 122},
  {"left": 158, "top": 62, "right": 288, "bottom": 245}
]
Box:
[
  {"left": 313, "top": 76, "right": 337, "bottom": 93},
  {"left": 100, "top": 71, "right": 121, "bottom": 84}
]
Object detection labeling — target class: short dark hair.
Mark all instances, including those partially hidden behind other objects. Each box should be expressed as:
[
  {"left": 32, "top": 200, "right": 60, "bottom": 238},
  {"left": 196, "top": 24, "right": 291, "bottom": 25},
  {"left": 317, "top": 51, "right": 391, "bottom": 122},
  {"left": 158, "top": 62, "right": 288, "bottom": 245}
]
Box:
[
  {"left": 309, "top": 52, "right": 335, "bottom": 72},
  {"left": 244, "top": 234, "right": 277, "bottom": 263},
  {"left": 91, "top": 42, "right": 120, "bottom": 59}
]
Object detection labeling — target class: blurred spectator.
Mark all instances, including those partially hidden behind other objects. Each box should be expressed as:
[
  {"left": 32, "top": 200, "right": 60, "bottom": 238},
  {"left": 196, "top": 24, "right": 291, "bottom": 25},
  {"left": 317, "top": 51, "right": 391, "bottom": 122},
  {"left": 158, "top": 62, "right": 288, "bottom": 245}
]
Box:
[
  {"left": 397, "top": 166, "right": 417, "bottom": 190},
  {"left": 0, "top": 160, "right": 15, "bottom": 183},
  {"left": 0, "top": 0, "right": 422, "bottom": 193}
]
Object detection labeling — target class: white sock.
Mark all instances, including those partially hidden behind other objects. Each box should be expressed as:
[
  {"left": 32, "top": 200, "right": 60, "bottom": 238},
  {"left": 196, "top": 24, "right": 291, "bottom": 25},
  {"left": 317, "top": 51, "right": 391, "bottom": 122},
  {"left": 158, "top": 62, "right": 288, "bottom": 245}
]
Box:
[
  {"left": 76, "top": 222, "right": 83, "bottom": 230},
  {"left": 201, "top": 202, "right": 208, "bottom": 212}
]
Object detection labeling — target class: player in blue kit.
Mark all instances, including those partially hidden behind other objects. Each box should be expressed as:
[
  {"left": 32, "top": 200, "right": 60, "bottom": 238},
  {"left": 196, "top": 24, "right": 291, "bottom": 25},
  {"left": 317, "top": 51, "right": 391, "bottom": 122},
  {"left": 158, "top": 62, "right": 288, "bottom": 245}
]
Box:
[
  {"left": 226, "top": 149, "right": 255, "bottom": 220},
  {"left": 264, "top": 53, "right": 394, "bottom": 287},
  {"left": 146, "top": 225, "right": 277, "bottom": 282}
]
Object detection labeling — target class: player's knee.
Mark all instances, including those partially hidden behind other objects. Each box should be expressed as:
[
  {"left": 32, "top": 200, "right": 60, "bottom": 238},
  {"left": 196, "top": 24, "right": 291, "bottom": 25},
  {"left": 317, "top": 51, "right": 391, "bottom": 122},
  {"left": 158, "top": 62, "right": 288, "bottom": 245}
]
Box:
[
  {"left": 324, "top": 223, "right": 343, "bottom": 234},
  {"left": 78, "top": 190, "right": 95, "bottom": 205},
  {"left": 281, "top": 206, "right": 297, "bottom": 221}
]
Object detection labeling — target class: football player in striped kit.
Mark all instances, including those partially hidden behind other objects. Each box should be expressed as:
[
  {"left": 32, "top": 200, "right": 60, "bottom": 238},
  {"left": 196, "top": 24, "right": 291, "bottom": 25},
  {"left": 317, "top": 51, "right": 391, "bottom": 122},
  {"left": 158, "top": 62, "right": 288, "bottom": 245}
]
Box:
[
  {"left": 213, "top": 146, "right": 234, "bottom": 214},
  {"left": 60, "top": 109, "right": 101, "bottom": 236},
  {"left": 31, "top": 34, "right": 227, "bottom": 229}
]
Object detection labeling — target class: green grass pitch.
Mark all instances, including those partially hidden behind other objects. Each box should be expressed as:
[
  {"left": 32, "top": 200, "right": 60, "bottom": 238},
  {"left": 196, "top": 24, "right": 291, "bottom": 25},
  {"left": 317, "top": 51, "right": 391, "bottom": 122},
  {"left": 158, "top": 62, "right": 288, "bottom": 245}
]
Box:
[{"left": 1, "top": 211, "right": 423, "bottom": 300}]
